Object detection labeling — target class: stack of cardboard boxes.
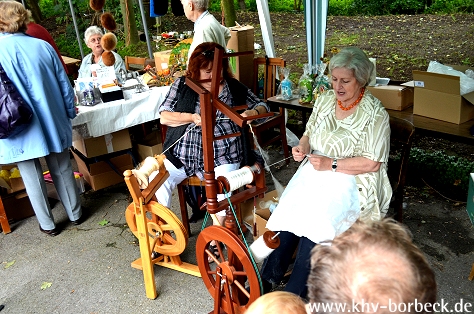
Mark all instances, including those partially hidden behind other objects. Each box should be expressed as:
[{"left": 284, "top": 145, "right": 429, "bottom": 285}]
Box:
[
  {"left": 71, "top": 127, "right": 164, "bottom": 191},
  {"left": 71, "top": 129, "right": 135, "bottom": 191}
]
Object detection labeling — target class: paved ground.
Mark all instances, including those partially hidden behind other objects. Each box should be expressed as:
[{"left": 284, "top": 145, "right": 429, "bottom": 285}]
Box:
[{"left": 1, "top": 149, "right": 473, "bottom": 313}]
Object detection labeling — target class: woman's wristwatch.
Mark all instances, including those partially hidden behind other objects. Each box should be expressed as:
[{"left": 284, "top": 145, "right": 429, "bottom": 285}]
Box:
[{"left": 332, "top": 158, "right": 338, "bottom": 172}]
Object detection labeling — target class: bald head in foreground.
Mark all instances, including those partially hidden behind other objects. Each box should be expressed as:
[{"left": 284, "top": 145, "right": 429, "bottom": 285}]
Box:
[{"left": 307, "top": 219, "right": 437, "bottom": 314}]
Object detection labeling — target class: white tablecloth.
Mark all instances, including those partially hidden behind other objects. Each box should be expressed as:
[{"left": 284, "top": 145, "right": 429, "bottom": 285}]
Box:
[{"left": 72, "top": 86, "right": 170, "bottom": 138}]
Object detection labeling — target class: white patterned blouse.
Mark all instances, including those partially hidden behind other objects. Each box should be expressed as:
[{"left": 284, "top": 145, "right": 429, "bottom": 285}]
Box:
[{"left": 303, "top": 89, "right": 392, "bottom": 222}]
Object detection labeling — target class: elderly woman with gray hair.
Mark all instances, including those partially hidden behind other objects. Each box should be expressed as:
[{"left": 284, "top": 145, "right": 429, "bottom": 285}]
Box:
[
  {"left": 259, "top": 47, "right": 392, "bottom": 299},
  {"left": 0, "top": 1, "right": 84, "bottom": 236},
  {"left": 78, "top": 25, "right": 125, "bottom": 79}
]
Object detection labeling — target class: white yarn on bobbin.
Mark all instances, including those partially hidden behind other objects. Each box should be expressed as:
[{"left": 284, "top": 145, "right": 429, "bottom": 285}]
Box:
[
  {"left": 131, "top": 156, "right": 160, "bottom": 189},
  {"left": 222, "top": 167, "right": 254, "bottom": 192},
  {"left": 249, "top": 231, "right": 280, "bottom": 263}
]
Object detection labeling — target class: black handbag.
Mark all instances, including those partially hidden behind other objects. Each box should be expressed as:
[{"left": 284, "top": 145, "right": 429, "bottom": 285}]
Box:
[{"left": 0, "top": 62, "right": 33, "bottom": 139}]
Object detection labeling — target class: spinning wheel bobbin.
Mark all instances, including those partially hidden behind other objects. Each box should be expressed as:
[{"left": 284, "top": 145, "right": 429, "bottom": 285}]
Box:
[{"left": 262, "top": 231, "right": 280, "bottom": 250}]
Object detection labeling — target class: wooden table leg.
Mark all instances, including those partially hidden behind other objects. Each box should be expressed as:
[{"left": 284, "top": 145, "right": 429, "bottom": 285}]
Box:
[{"left": 0, "top": 196, "right": 11, "bottom": 234}]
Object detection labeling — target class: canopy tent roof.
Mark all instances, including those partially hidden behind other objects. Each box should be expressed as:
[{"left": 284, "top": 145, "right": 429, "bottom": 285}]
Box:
[{"left": 37, "top": 0, "right": 326, "bottom": 69}]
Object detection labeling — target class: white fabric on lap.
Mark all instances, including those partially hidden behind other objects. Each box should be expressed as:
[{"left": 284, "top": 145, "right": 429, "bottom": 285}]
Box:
[{"left": 266, "top": 161, "right": 360, "bottom": 244}]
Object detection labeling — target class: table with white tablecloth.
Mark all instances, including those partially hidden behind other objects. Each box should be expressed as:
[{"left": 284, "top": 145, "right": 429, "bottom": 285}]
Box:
[{"left": 72, "top": 86, "right": 170, "bottom": 139}]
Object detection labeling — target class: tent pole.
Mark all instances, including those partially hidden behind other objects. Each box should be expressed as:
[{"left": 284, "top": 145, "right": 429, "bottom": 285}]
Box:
[
  {"left": 68, "top": 0, "right": 84, "bottom": 59},
  {"left": 137, "top": 0, "right": 153, "bottom": 59},
  {"left": 256, "top": 0, "right": 275, "bottom": 58},
  {"left": 305, "top": 0, "right": 328, "bottom": 71}
]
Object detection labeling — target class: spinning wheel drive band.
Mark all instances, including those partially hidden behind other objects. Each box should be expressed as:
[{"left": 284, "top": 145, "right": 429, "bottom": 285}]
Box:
[
  {"left": 196, "top": 226, "right": 261, "bottom": 313},
  {"left": 125, "top": 201, "right": 188, "bottom": 256}
]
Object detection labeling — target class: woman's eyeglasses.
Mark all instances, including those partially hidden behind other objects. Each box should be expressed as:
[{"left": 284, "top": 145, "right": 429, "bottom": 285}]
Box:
[
  {"left": 89, "top": 37, "right": 102, "bottom": 44},
  {"left": 201, "top": 50, "right": 215, "bottom": 58}
]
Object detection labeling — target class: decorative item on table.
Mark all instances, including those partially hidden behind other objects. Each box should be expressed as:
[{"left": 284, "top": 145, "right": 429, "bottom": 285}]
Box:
[
  {"left": 276, "top": 67, "right": 295, "bottom": 101},
  {"left": 93, "top": 66, "right": 123, "bottom": 102},
  {"left": 99, "top": 81, "right": 124, "bottom": 102},
  {"left": 74, "top": 78, "right": 101, "bottom": 106},
  {"left": 312, "top": 62, "right": 331, "bottom": 101},
  {"left": 298, "top": 63, "right": 314, "bottom": 104},
  {"left": 141, "top": 64, "right": 175, "bottom": 87},
  {"left": 122, "top": 76, "right": 148, "bottom": 100},
  {"left": 162, "top": 32, "right": 179, "bottom": 47},
  {"left": 169, "top": 38, "right": 192, "bottom": 74}
]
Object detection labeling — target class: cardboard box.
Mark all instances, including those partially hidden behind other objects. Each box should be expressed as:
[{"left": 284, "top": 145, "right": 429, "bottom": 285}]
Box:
[
  {"left": 412, "top": 66, "right": 474, "bottom": 124},
  {"left": 136, "top": 130, "right": 163, "bottom": 163},
  {"left": 72, "top": 129, "right": 132, "bottom": 158},
  {"left": 227, "top": 25, "right": 255, "bottom": 89},
  {"left": 367, "top": 85, "right": 414, "bottom": 111},
  {"left": 154, "top": 50, "right": 172, "bottom": 71},
  {"left": 71, "top": 149, "right": 134, "bottom": 191},
  {"left": 467, "top": 173, "right": 474, "bottom": 227},
  {"left": 44, "top": 172, "right": 85, "bottom": 200},
  {"left": 241, "top": 189, "right": 279, "bottom": 239},
  {"left": 2, "top": 191, "right": 35, "bottom": 222},
  {"left": 0, "top": 165, "right": 25, "bottom": 193}
]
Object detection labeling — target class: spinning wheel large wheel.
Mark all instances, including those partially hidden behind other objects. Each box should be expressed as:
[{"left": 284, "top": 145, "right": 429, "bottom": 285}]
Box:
[
  {"left": 196, "top": 226, "right": 261, "bottom": 314},
  {"left": 125, "top": 201, "right": 188, "bottom": 256}
]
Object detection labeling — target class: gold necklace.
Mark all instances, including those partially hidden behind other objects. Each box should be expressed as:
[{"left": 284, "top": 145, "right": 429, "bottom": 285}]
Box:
[{"left": 337, "top": 88, "right": 365, "bottom": 111}]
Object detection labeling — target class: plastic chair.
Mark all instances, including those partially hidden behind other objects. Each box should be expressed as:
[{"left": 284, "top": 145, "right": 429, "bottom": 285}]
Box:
[
  {"left": 388, "top": 116, "right": 415, "bottom": 222},
  {"left": 251, "top": 57, "right": 290, "bottom": 164}
]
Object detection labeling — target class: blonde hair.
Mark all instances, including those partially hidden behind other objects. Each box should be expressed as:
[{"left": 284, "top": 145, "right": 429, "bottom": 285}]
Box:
[
  {"left": 245, "top": 291, "right": 306, "bottom": 314},
  {"left": 0, "top": 1, "right": 31, "bottom": 33}
]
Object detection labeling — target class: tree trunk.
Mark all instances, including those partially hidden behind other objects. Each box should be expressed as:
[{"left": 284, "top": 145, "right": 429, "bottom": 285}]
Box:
[
  {"left": 27, "top": 0, "right": 43, "bottom": 23},
  {"left": 120, "top": 0, "right": 139, "bottom": 45},
  {"left": 238, "top": 0, "right": 246, "bottom": 10},
  {"left": 221, "top": 0, "right": 237, "bottom": 27}
]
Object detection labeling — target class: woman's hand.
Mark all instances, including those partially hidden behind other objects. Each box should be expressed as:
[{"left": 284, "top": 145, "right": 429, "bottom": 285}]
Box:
[
  {"left": 306, "top": 154, "right": 332, "bottom": 171},
  {"left": 241, "top": 109, "right": 258, "bottom": 124},
  {"left": 292, "top": 136, "right": 310, "bottom": 161},
  {"left": 160, "top": 111, "right": 201, "bottom": 127},
  {"left": 191, "top": 113, "right": 201, "bottom": 126}
]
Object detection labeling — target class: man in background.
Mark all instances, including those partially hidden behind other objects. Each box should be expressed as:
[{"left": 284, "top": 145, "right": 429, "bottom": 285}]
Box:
[{"left": 181, "top": 0, "right": 230, "bottom": 65}]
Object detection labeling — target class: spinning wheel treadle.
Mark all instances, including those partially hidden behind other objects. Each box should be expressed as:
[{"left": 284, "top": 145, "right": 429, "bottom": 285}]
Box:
[
  {"left": 196, "top": 226, "right": 261, "bottom": 314},
  {"left": 125, "top": 201, "right": 188, "bottom": 256}
]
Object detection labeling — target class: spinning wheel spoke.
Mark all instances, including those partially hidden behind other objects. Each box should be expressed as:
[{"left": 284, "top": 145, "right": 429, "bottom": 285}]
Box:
[
  {"left": 158, "top": 223, "right": 174, "bottom": 231},
  {"left": 161, "top": 232, "right": 177, "bottom": 245},
  {"left": 197, "top": 226, "right": 261, "bottom": 313}
]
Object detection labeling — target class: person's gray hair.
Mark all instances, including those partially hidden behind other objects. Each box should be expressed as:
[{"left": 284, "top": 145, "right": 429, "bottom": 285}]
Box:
[
  {"left": 329, "top": 47, "right": 374, "bottom": 87},
  {"left": 84, "top": 25, "right": 104, "bottom": 43},
  {"left": 189, "top": 0, "right": 209, "bottom": 11}
]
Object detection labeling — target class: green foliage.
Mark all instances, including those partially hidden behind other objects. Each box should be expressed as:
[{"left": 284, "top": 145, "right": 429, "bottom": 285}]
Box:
[
  {"left": 209, "top": 0, "right": 296, "bottom": 13},
  {"left": 116, "top": 41, "right": 150, "bottom": 59},
  {"left": 426, "top": 0, "right": 474, "bottom": 13},
  {"left": 328, "top": 0, "right": 355, "bottom": 16},
  {"left": 407, "top": 147, "right": 474, "bottom": 200}
]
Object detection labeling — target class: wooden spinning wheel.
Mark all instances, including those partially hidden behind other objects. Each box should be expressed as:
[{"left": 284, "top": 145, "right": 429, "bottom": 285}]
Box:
[
  {"left": 125, "top": 201, "right": 188, "bottom": 257},
  {"left": 196, "top": 226, "right": 261, "bottom": 314},
  {"left": 185, "top": 46, "right": 273, "bottom": 313},
  {"left": 123, "top": 154, "right": 200, "bottom": 300}
]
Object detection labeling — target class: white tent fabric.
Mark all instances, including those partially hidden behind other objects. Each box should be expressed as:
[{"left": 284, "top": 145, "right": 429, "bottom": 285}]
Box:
[
  {"left": 256, "top": 0, "right": 276, "bottom": 58},
  {"left": 305, "top": 0, "right": 328, "bottom": 69}
]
